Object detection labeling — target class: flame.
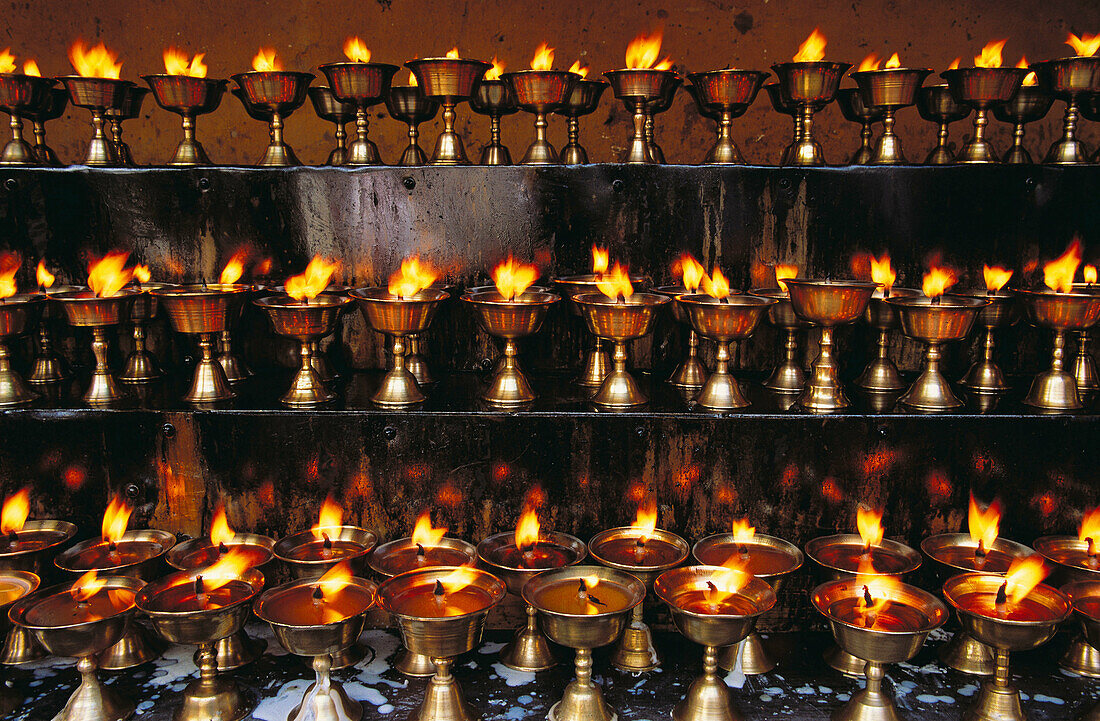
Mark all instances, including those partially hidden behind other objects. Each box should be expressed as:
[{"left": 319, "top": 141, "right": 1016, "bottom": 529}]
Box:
[
  {"left": 209, "top": 505, "right": 234, "bottom": 547},
  {"left": 408, "top": 68, "right": 418, "bottom": 86},
  {"left": 285, "top": 256, "right": 339, "bottom": 302},
  {"left": 775, "top": 264, "right": 798, "bottom": 293},
  {"left": 0, "top": 50, "right": 14, "bottom": 75},
  {"left": 71, "top": 570, "right": 106, "bottom": 603},
  {"left": 1086, "top": 265, "right": 1098, "bottom": 284},
  {"left": 23, "top": 60, "right": 40, "bottom": 77},
  {"left": 1080, "top": 507, "right": 1100, "bottom": 548},
  {"left": 922, "top": 265, "right": 959, "bottom": 299},
  {"left": 0, "top": 252, "right": 18, "bottom": 300},
  {"left": 251, "top": 47, "right": 283, "bottom": 72},
  {"left": 597, "top": 263, "right": 634, "bottom": 300},
  {"left": 255, "top": 257, "right": 273, "bottom": 276},
  {"left": 1004, "top": 555, "right": 1048, "bottom": 606},
  {"left": 948, "top": 58, "right": 960, "bottom": 70},
  {"left": 975, "top": 40, "right": 1007, "bottom": 68},
  {"left": 625, "top": 29, "right": 665, "bottom": 69},
  {"left": 312, "top": 495, "right": 343, "bottom": 540},
  {"left": 1016, "top": 56, "right": 1037, "bottom": 86},
  {"left": 677, "top": 253, "right": 706, "bottom": 292},
  {"left": 515, "top": 505, "right": 540, "bottom": 552},
  {"left": 1043, "top": 239, "right": 1083, "bottom": 293},
  {"left": 316, "top": 559, "right": 353, "bottom": 596},
  {"left": 794, "top": 28, "right": 827, "bottom": 62},
  {"left": 591, "top": 246, "right": 609, "bottom": 275},
  {"left": 69, "top": 40, "right": 122, "bottom": 79},
  {"left": 568, "top": 60, "right": 589, "bottom": 78},
  {"left": 388, "top": 256, "right": 439, "bottom": 298},
  {"left": 412, "top": 511, "right": 447, "bottom": 548},
  {"left": 0, "top": 488, "right": 30, "bottom": 535},
  {"left": 88, "top": 251, "right": 134, "bottom": 298},
  {"left": 163, "top": 47, "right": 207, "bottom": 78},
  {"left": 484, "top": 57, "right": 505, "bottom": 81},
  {"left": 870, "top": 254, "right": 896, "bottom": 293},
  {"left": 982, "top": 265, "right": 1013, "bottom": 292},
  {"left": 102, "top": 495, "right": 132, "bottom": 544},
  {"left": 857, "top": 506, "right": 884, "bottom": 548},
  {"left": 439, "top": 564, "right": 478, "bottom": 595},
  {"left": 854, "top": 556, "right": 903, "bottom": 628},
  {"left": 632, "top": 495, "right": 658, "bottom": 543},
  {"left": 1067, "top": 32, "right": 1100, "bottom": 57},
  {"left": 857, "top": 53, "right": 880, "bottom": 72},
  {"left": 491, "top": 256, "right": 539, "bottom": 300},
  {"left": 219, "top": 250, "right": 248, "bottom": 285},
  {"left": 446, "top": 48, "right": 460, "bottom": 59},
  {"left": 885, "top": 53, "right": 901, "bottom": 69},
  {"left": 732, "top": 518, "right": 756, "bottom": 544},
  {"left": 702, "top": 267, "right": 731, "bottom": 300},
  {"left": 706, "top": 560, "right": 753, "bottom": 607},
  {"left": 196, "top": 548, "right": 252, "bottom": 592},
  {"left": 343, "top": 37, "right": 371, "bottom": 63},
  {"left": 968, "top": 493, "right": 1001, "bottom": 552},
  {"left": 132, "top": 265, "right": 151, "bottom": 284},
  {"left": 530, "top": 42, "right": 554, "bottom": 71},
  {"left": 654, "top": 57, "right": 674, "bottom": 71}
]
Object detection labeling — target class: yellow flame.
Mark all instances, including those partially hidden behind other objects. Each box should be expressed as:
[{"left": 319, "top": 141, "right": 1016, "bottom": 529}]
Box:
[
  {"left": 219, "top": 250, "right": 248, "bottom": 285},
  {"left": 71, "top": 570, "right": 106, "bottom": 603},
  {"left": 36, "top": 260, "right": 54, "bottom": 290},
  {"left": 1043, "top": 239, "right": 1082, "bottom": 293},
  {"left": 312, "top": 495, "right": 343, "bottom": 540},
  {"left": 857, "top": 53, "right": 880, "bottom": 72},
  {"left": 0, "top": 252, "right": 19, "bottom": 300},
  {"left": 677, "top": 253, "right": 706, "bottom": 292},
  {"left": 948, "top": 57, "right": 960, "bottom": 70},
  {"left": 491, "top": 256, "right": 539, "bottom": 300},
  {"left": 1067, "top": 32, "right": 1100, "bottom": 57},
  {"left": 922, "top": 265, "right": 958, "bottom": 298},
  {"left": 597, "top": 263, "right": 634, "bottom": 300},
  {"left": 387, "top": 256, "right": 439, "bottom": 298},
  {"left": 1004, "top": 555, "right": 1048, "bottom": 606},
  {"left": 857, "top": 506, "right": 884, "bottom": 548},
  {"left": 530, "top": 42, "right": 554, "bottom": 71},
  {"left": 983, "top": 265, "right": 1013, "bottom": 292},
  {"left": 484, "top": 57, "right": 505, "bottom": 81},
  {"left": 794, "top": 28, "right": 827, "bottom": 62},
  {"left": 885, "top": 53, "right": 901, "bottom": 69},
  {"left": 0, "top": 50, "right": 15, "bottom": 75},
  {"left": 702, "top": 267, "right": 731, "bottom": 300},
  {"left": 968, "top": 493, "right": 1001, "bottom": 551},
  {"left": 0, "top": 488, "right": 30, "bottom": 535},
  {"left": 775, "top": 264, "right": 798, "bottom": 293},
  {"left": 209, "top": 504, "right": 234, "bottom": 547},
  {"left": 343, "top": 37, "right": 371, "bottom": 63},
  {"left": 195, "top": 548, "right": 253, "bottom": 592},
  {"left": 625, "top": 29, "right": 665, "bottom": 69},
  {"left": 69, "top": 40, "right": 122, "bottom": 79},
  {"left": 439, "top": 564, "right": 478, "bottom": 595},
  {"left": 975, "top": 39, "right": 1007, "bottom": 68},
  {"left": 854, "top": 556, "right": 903, "bottom": 627},
  {"left": 252, "top": 47, "right": 283, "bottom": 72},
  {"left": 446, "top": 48, "right": 461, "bottom": 59},
  {"left": 88, "top": 251, "right": 134, "bottom": 298},
  {"left": 654, "top": 57, "right": 674, "bottom": 71},
  {"left": 163, "top": 48, "right": 207, "bottom": 78},
  {"left": 132, "top": 265, "right": 151, "bottom": 284},
  {"left": 870, "top": 254, "right": 896, "bottom": 293},
  {"left": 632, "top": 495, "right": 658, "bottom": 543},
  {"left": 1016, "top": 56, "right": 1037, "bottom": 86},
  {"left": 706, "top": 558, "right": 753, "bottom": 607},
  {"left": 732, "top": 518, "right": 756, "bottom": 544},
  {"left": 412, "top": 511, "right": 447, "bottom": 548},
  {"left": 1080, "top": 507, "right": 1100, "bottom": 547},
  {"left": 1086, "top": 265, "right": 1098, "bottom": 284},
  {"left": 591, "top": 246, "right": 609, "bottom": 275},
  {"left": 23, "top": 60, "right": 40, "bottom": 77},
  {"left": 285, "top": 256, "right": 339, "bottom": 302},
  {"left": 316, "top": 559, "right": 354, "bottom": 596},
  {"left": 515, "top": 506, "right": 540, "bottom": 552},
  {"left": 568, "top": 60, "right": 589, "bottom": 78},
  {"left": 102, "top": 495, "right": 132, "bottom": 544}
]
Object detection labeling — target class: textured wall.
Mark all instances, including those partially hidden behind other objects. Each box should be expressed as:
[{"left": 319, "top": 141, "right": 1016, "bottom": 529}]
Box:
[{"left": 7, "top": 0, "right": 1100, "bottom": 167}]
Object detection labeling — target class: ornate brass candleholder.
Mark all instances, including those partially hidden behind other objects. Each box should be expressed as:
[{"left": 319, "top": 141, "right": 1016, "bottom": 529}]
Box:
[
  {"left": 0, "top": 293, "right": 45, "bottom": 407},
  {"left": 255, "top": 294, "right": 351, "bottom": 406},
  {"left": 29, "top": 284, "right": 76, "bottom": 385},
  {"left": 645, "top": 75, "right": 681, "bottom": 164},
  {"left": 552, "top": 273, "right": 647, "bottom": 388},
  {"left": 231, "top": 71, "right": 314, "bottom": 166},
  {"left": 771, "top": 60, "right": 851, "bottom": 165},
  {"left": 679, "top": 294, "right": 776, "bottom": 410},
  {"left": 154, "top": 285, "right": 249, "bottom": 404},
  {"left": 573, "top": 291, "right": 670, "bottom": 408},
  {"left": 256, "top": 575, "right": 377, "bottom": 721},
  {"left": 943, "top": 573, "right": 1070, "bottom": 721},
  {"left": 351, "top": 287, "right": 448, "bottom": 407},
  {"left": 502, "top": 69, "right": 579, "bottom": 165},
  {"left": 750, "top": 287, "right": 809, "bottom": 394},
  {"left": 556, "top": 79, "right": 607, "bottom": 164},
  {"left": 1084, "top": 93, "right": 1100, "bottom": 162},
  {"left": 1063, "top": 580, "right": 1100, "bottom": 694},
  {"left": 686, "top": 82, "right": 727, "bottom": 152},
  {"left": 589, "top": 527, "right": 690, "bottom": 672},
  {"left": 855, "top": 288, "right": 920, "bottom": 393},
  {"left": 208, "top": 283, "right": 253, "bottom": 384},
  {"left": 851, "top": 66, "right": 932, "bottom": 164},
  {"left": 118, "top": 283, "right": 171, "bottom": 384},
  {"left": 692, "top": 531, "right": 804, "bottom": 674},
  {"left": 1071, "top": 285, "right": 1099, "bottom": 395},
  {"left": 23, "top": 86, "right": 67, "bottom": 166},
  {"left": 137, "top": 567, "right": 264, "bottom": 721},
  {"left": 106, "top": 85, "right": 148, "bottom": 166},
  {"left": 11, "top": 576, "right": 143, "bottom": 721},
  {"left": 604, "top": 69, "right": 680, "bottom": 164},
  {"left": 1033, "top": 535, "right": 1100, "bottom": 676},
  {"left": 143, "top": 74, "right": 227, "bottom": 166},
  {"left": 687, "top": 69, "right": 768, "bottom": 165},
  {"left": 468, "top": 79, "right": 517, "bottom": 165},
  {"left": 53, "top": 288, "right": 141, "bottom": 406},
  {"left": 308, "top": 87, "right": 355, "bottom": 166},
  {"left": 922, "top": 533, "right": 1034, "bottom": 676},
  {"left": 463, "top": 289, "right": 559, "bottom": 407},
  {"left": 941, "top": 67, "right": 1028, "bottom": 163},
  {"left": 784, "top": 279, "right": 878, "bottom": 412},
  {"left": 386, "top": 85, "right": 439, "bottom": 167},
  {"left": 765, "top": 83, "right": 805, "bottom": 165},
  {"left": 813, "top": 577, "right": 948, "bottom": 721},
  {"left": 525, "top": 566, "right": 645, "bottom": 721},
  {"left": 59, "top": 76, "right": 133, "bottom": 166},
  {"left": 655, "top": 567, "right": 776, "bottom": 721},
  {"left": 477, "top": 530, "right": 587, "bottom": 672},
  {"left": 654, "top": 285, "right": 707, "bottom": 391},
  {"left": 956, "top": 291, "right": 1018, "bottom": 394},
  {"left": 836, "top": 87, "right": 883, "bottom": 165},
  {"left": 320, "top": 62, "right": 399, "bottom": 166},
  {"left": 1032, "top": 57, "right": 1100, "bottom": 164},
  {"left": 378, "top": 567, "right": 506, "bottom": 721},
  {"left": 0, "top": 519, "right": 76, "bottom": 665},
  {"left": 1017, "top": 288, "right": 1100, "bottom": 411},
  {"left": 0, "top": 570, "right": 37, "bottom": 713},
  {"left": 0, "top": 73, "right": 56, "bottom": 165},
  {"left": 917, "top": 84, "right": 971, "bottom": 164},
  {"left": 993, "top": 84, "right": 1053, "bottom": 164},
  {"left": 406, "top": 57, "right": 492, "bottom": 165}
]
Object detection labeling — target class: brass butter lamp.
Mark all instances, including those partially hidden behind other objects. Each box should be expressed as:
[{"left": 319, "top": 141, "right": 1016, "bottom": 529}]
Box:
[
  {"left": 917, "top": 84, "right": 971, "bottom": 164},
  {"left": 1033, "top": 528, "right": 1100, "bottom": 677},
  {"left": 0, "top": 293, "right": 45, "bottom": 407},
  {"left": 308, "top": 87, "right": 355, "bottom": 166},
  {"left": 119, "top": 282, "right": 172, "bottom": 384},
  {"left": 686, "top": 83, "right": 726, "bottom": 153},
  {"left": 142, "top": 73, "right": 227, "bottom": 166},
  {"left": 1032, "top": 54, "right": 1100, "bottom": 165},
  {"left": 320, "top": 61, "right": 399, "bottom": 166},
  {"left": 957, "top": 288, "right": 1018, "bottom": 394},
  {"left": 851, "top": 64, "right": 931, "bottom": 164},
  {"left": 1017, "top": 287, "right": 1100, "bottom": 411},
  {"left": 29, "top": 282, "right": 76, "bottom": 386},
  {"left": 752, "top": 286, "right": 810, "bottom": 394},
  {"left": 556, "top": 77, "right": 607, "bottom": 164},
  {"left": 503, "top": 66, "right": 580, "bottom": 165},
  {"left": 644, "top": 75, "right": 681, "bottom": 163},
  {"left": 764, "top": 83, "right": 808, "bottom": 165},
  {"left": 24, "top": 86, "right": 68, "bottom": 166},
  {"left": 255, "top": 293, "right": 351, "bottom": 407},
  {"left": 993, "top": 82, "right": 1053, "bottom": 164},
  {"left": 59, "top": 75, "right": 133, "bottom": 166},
  {"left": 105, "top": 85, "right": 147, "bottom": 166},
  {"left": 941, "top": 65, "right": 1027, "bottom": 163},
  {"left": 469, "top": 76, "right": 518, "bottom": 166},
  {"left": 386, "top": 83, "right": 440, "bottom": 166},
  {"left": 0, "top": 570, "right": 37, "bottom": 713},
  {"left": 687, "top": 69, "right": 768, "bottom": 165},
  {"left": 406, "top": 55, "right": 492, "bottom": 165},
  {"left": 1063, "top": 580, "right": 1100, "bottom": 700},
  {"left": 231, "top": 67, "right": 314, "bottom": 167},
  {"left": 1071, "top": 280, "right": 1100, "bottom": 395},
  {"left": 855, "top": 287, "right": 920, "bottom": 393},
  {"left": 604, "top": 68, "right": 680, "bottom": 164},
  {"left": 0, "top": 72, "right": 56, "bottom": 165},
  {"left": 771, "top": 52, "right": 850, "bottom": 166},
  {"left": 653, "top": 283, "right": 707, "bottom": 391},
  {"left": 53, "top": 287, "right": 141, "bottom": 406},
  {"left": 836, "top": 87, "right": 883, "bottom": 165}
]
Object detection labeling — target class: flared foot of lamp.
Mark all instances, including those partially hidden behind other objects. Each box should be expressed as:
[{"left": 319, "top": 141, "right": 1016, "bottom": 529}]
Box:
[
  {"left": 718, "top": 633, "right": 775, "bottom": 675},
  {"left": 939, "top": 632, "right": 994, "bottom": 676},
  {"left": 288, "top": 656, "right": 361, "bottom": 721},
  {"left": 1060, "top": 635, "right": 1100, "bottom": 678},
  {"left": 1024, "top": 369, "right": 1082, "bottom": 411},
  {"left": 501, "top": 607, "right": 557, "bottom": 672},
  {"left": 184, "top": 334, "right": 236, "bottom": 404},
  {"left": 578, "top": 344, "right": 610, "bottom": 388},
  {"left": 176, "top": 645, "right": 254, "bottom": 721},
  {"left": 395, "top": 649, "right": 437, "bottom": 677},
  {"left": 57, "top": 657, "right": 135, "bottom": 721},
  {"left": 96, "top": 625, "right": 161, "bottom": 670},
  {"left": 550, "top": 649, "right": 616, "bottom": 721},
  {"left": 0, "top": 625, "right": 44, "bottom": 665},
  {"left": 610, "top": 618, "right": 660, "bottom": 672},
  {"left": 673, "top": 647, "right": 740, "bottom": 721},
  {"left": 831, "top": 661, "right": 902, "bottom": 721},
  {"left": 199, "top": 631, "right": 265, "bottom": 672},
  {"left": 413, "top": 657, "right": 475, "bottom": 721}
]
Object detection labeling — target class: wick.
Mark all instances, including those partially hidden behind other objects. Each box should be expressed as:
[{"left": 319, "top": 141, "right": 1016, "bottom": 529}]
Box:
[
  {"left": 218, "top": 542, "right": 228, "bottom": 554},
  {"left": 194, "top": 575, "right": 207, "bottom": 607},
  {"left": 884, "top": 287, "right": 892, "bottom": 299},
  {"left": 633, "top": 537, "right": 647, "bottom": 563},
  {"left": 6, "top": 531, "right": 17, "bottom": 545},
  {"left": 521, "top": 546, "right": 535, "bottom": 568},
  {"left": 862, "top": 585, "right": 874, "bottom": 607},
  {"left": 861, "top": 541, "right": 873, "bottom": 559},
  {"left": 433, "top": 579, "right": 445, "bottom": 604},
  {"left": 975, "top": 539, "right": 987, "bottom": 559},
  {"left": 706, "top": 580, "right": 720, "bottom": 612},
  {"left": 416, "top": 543, "right": 426, "bottom": 559},
  {"left": 995, "top": 581, "right": 1008, "bottom": 617},
  {"left": 931, "top": 295, "right": 942, "bottom": 306},
  {"left": 576, "top": 579, "right": 588, "bottom": 600},
  {"left": 987, "top": 288, "right": 995, "bottom": 297},
  {"left": 312, "top": 585, "right": 324, "bottom": 605},
  {"left": 321, "top": 532, "right": 333, "bottom": 560},
  {"left": 861, "top": 585, "right": 878, "bottom": 628},
  {"left": 738, "top": 543, "right": 749, "bottom": 558},
  {"left": 201, "top": 276, "right": 208, "bottom": 291},
  {"left": 616, "top": 295, "right": 624, "bottom": 305},
  {"left": 1087, "top": 538, "right": 1100, "bottom": 569}
]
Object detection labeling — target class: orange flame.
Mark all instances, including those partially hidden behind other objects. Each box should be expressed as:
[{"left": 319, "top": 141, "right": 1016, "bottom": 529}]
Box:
[
  {"left": 0, "top": 50, "right": 15, "bottom": 75},
  {"left": 0, "top": 252, "right": 19, "bottom": 300},
  {"left": 408, "top": 68, "right": 418, "bottom": 86},
  {"left": 102, "top": 495, "right": 132, "bottom": 544},
  {"left": 195, "top": 548, "right": 253, "bottom": 592},
  {"left": 625, "top": 29, "right": 666, "bottom": 69},
  {"left": 968, "top": 493, "right": 1001, "bottom": 552},
  {"left": 677, "top": 253, "right": 706, "bottom": 292},
  {"left": 975, "top": 39, "right": 1007, "bottom": 68},
  {"left": 88, "top": 251, "right": 134, "bottom": 298},
  {"left": 702, "top": 267, "right": 731, "bottom": 300},
  {"left": 1043, "top": 239, "right": 1082, "bottom": 293},
  {"left": 591, "top": 246, "right": 609, "bottom": 275},
  {"left": 857, "top": 506, "right": 884, "bottom": 548},
  {"left": 71, "top": 570, "right": 106, "bottom": 603},
  {"left": 922, "top": 265, "right": 958, "bottom": 298},
  {"left": 163, "top": 48, "right": 207, "bottom": 78},
  {"left": 597, "top": 263, "right": 634, "bottom": 300},
  {"left": 568, "top": 60, "right": 589, "bottom": 78},
  {"left": 285, "top": 256, "right": 339, "bottom": 302},
  {"left": 948, "top": 58, "right": 961, "bottom": 70},
  {"left": 251, "top": 47, "right": 283, "bottom": 72},
  {"left": 446, "top": 48, "right": 461, "bottom": 59},
  {"left": 885, "top": 53, "right": 901, "bottom": 69},
  {"left": 343, "top": 37, "right": 371, "bottom": 63},
  {"left": 316, "top": 559, "right": 354, "bottom": 596},
  {"left": 219, "top": 250, "right": 248, "bottom": 285},
  {"left": 870, "top": 253, "right": 896, "bottom": 293},
  {"left": 654, "top": 57, "right": 674, "bottom": 71},
  {"left": 491, "top": 256, "right": 539, "bottom": 300},
  {"left": 794, "top": 28, "right": 827, "bottom": 62},
  {"left": 439, "top": 564, "right": 478, "bottom": 595},
  {"left": 775, "top": 264, "right": 798, "bottom": 293},
  {"left": 209, "top": 504, "right": 234, "bottom": 547},
  {"left": 731, "top": 518, "right": 756, "bottom": 544},
  {"left": 530, "top": 42, "right": 554, "bottom": 71},
  {"left": 515, "top": 506, "right": 540, "bottom": 552},
  {"left": 484, "top": 57, "right": 505, "bottom": 81},
  {"left": 132, "top": 265, "right": 151, "bottom": 284},
  {"left": 632, "top": 495, "right": 658, "bottom": 543},
  {"left": 0, "top": 488, "right": 30, "bottom": 535},
  {"left": 1067, "top": 32, "right": 1100, "bottom": 57},
  {"left": 23, "top": 60, "right": 40, "bottom": 77},
  {"left": 1085, "top": 265, "right": 1098, "bottom": 284},
  {"left": 312, "top": 495, "right": 343, "bottom": 540},
  {"left": 36, "top": 261, "right": 54, "bottom": 290},
  {"left": 1004, "top": 555, "right": 1048, "bottom": 606},
  {"left": 854, "top": 556, "right": 903, "bottom": 627},
  {"left": 1080, "top": 507, "right": 1100, "bottom": 548},
  {"left": 388, "top": 256, "right": 439, "bottom": 298},
  {"left": 983, "top": 265, "right": 1013, "bottom": 292},
  {"left": 706, "top": 558, "right": 753, "bottom": 606},
  {"left": 69, "top": 40, "right": 122, "bottom": 79},
  {"left": 857, "top": 53, "right": 880, "bottom": 72},
  {"left": 1016, "top": 56, "right": 1037, "bottom": 86},
  {"left": 412, "top": 511, "right": 447, "bottom": 548}
]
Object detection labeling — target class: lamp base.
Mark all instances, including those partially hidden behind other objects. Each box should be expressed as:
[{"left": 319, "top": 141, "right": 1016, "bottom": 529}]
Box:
[
  {"left": 592, "top": 369, "right": 647, "bottom": 408},
  {"left": 718, "top": 633, "right": 775, "bottom": 675},
  {"left": 259, "top": 142, "right": 300, "bottom": 168},
  {"left": 1060, "top": 635, "right": 1100, "bottom": 678},
  {"left": 520, "top": 138, "right": 559, "bottom": 165},
  {"left": 200, "top": 631, "right": 265, "bottom": 672},
  {"left": 560, "top": 144, "right": 587, "bottom": 165},
  {"left": 855, "top": 357, "right": 906, "bottom": 393},
  {"left": 694, "top": 371, "right": 750, "bottom": 410},
  {"left": 430, "top": 130, "right": 471, "bottom": 166},
  {"left": 55, "top": 657, "right": 135, "bottom": 721},
  {"left": 830, "top": 667, "right": 903, "bottom": 721},
  {"left": 1023, "top": 369, "right": 1082, "bottom": 411},
  {"left": 288, "top": 655, "right": 361, "bottom": 721},
  {"left": 549, "top": 682, "right": 616, "bottom": 721},
  {"left": 0, "top": 625, "right": 45, "bottom": 665},
  {"left": 174, "top": 675, "right": 253, "bottom": 721},
  {"left": 899, "top": 367, "right": 963, "bottom": 412},
  {"left": 169, "top": 138, "right": 212, "bottom": 166},
  {"left": 184, "top": 358, "right": 236, "bottom": 404},
  {"left": 479, "top": 144, "right": 512, "bottom": 166},
  {"left": 96, "top": 625, "right": 161, "bottom": 670},
  {"left": 668, "top": 356, "right": 707, "bottom": 390},
  {"left": 961, "top": 359, "right": 1009, "bottom": 394},
  {"left": 0, "top": 364, "right": 38, "bottom": 407},
  {"left": 1044, "top": 137, "right": 1090, "bottom": 165},
  {"left": 672, "top": 670, "right": 740, "bottom": 721},
  {"left": 395, "top": 649, "right": 437, "bottom": 677},
  {"left": 400, "top": 143, "right": 429, "bottom": 167},
  {"left": 955, "top": 139, "right": 999, "bottom": 164},
  {"left": 578, "top": 345, "right": 610, "bottom": 388},
  {"left": 824, "top": 644, "right": 867, "bottom": 677},
  {"left": 412, "top": 658, "right": 475, "bottom": 721},
  {"left": 372, "top": 368, "right": 425, "bottom": 407},
  {"left": 119, "top": 350, "right": 163, "bottom": 383},
  {"left": 939, "top": 632, "right": 994, "bottom": 676},
  {"left": 963, "top": 680, "right": 1026, "bottom": 721},
  {"left": 610, "top": 619, "right": 660, "bottom": 673},
  {"left": 500, "top": 619, "right": 557, "bottom": 673}
]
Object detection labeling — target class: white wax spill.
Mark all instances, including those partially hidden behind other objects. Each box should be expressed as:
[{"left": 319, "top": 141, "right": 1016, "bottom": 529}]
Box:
[{"left": 490, "top": 662, "right": 535, "bottom": 687}]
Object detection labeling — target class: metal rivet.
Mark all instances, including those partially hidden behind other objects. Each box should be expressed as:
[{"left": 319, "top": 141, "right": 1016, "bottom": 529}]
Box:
[
  {"left": 383, "top": 426, "right": 397, "bottom": 441},
  {"left": 612, "top": 179, "right": 624, "bottom": 193},
  {"left": 162, "top": 423, "right": 176, "bottom": 438},
  {"left": 3, "top": 179, "right": 16, "bottom": 191},
  {"left": 402, "top": 176, "right": 416, "bottom": 190},
  {"left": 197, "top": 177, "right": 210, "bottom": 190},
  {"left": 634, "top": 425, "right": 647, "bottom": 438},
  {"left": 124, "top": 483, "right": 141, "bottom": 499},
  {"left": 480, "top": 358, "right": 493, "bottom": 371},
  {"left": 778, "top": 178, "right": 791, "bottom": 190}
]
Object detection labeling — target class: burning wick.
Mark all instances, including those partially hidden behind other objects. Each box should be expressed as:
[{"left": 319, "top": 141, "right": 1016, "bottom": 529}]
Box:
[
  {"left": 995, "top": 581, "right": 1008, "bottom": 617},
  {"left": 416, "top": 543, "right": 426, "bottom": 565},
  {"left": 312, "top": 585, "right": 325, "bottom": 606},
  {"left": 433, "top": 579, "right": 446, "bottom": 607},
  {"left": 577, "top": 579, "right": 606, "bottom": 607},
  {"left": 218, "top": 541, "right": 229, "bottom": 555},
  {"left": 321, "top": 532, "right": 333, "bottom": 560},
  {"left": 633, "top": 536, "right": 647, "bottom": 563},
  {"left": 861, "top": 541, "right": 873, "bottom": 560},
  {"left": 931, "top": 295, "right": 942, "bottom": 306},
  {"left": 975, "top": 538, "right": 987, "bottom": 559},
  {"left": 861, "top": 585, "right": 878, "bottom": 628},
  {"left": 1087, "top": 538, "right": 1099, "bottom": 569},
  {"left": 521, "top": 544, "right": 535, "bottom": 567},
  {"left": 6, "top": 530, "right": 17, "bottom": 546},
  {"left": 706, "top": 580, "right": 720, "bottom": 612},
  {"left": 194, "top": 575, "right": 207, "bottom": 607}
]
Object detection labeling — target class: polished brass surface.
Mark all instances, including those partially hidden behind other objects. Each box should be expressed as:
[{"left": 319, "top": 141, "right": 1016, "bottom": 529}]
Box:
[
  {"left": 941, "top": 68, "right": 1028, "bottom": 163},
  {"left": 836, "top": 88, "right": 883, "bottom": 165},
  {"left": 502, "top": 70, "right": 579, "bottom": 165},
  {"left": 551, "top": 274, "right": 648, "bottom": 388},
  {"left": 53, "top": 289, "right": 141, "bottom": 406},
  {"left": 1032, "top": 57, "right": 1100, "bottom": 165},
  {"left": 1063, "top": 581, "right": 1100, "bottom": 683},
  {"left": 854, "top": 288, "right": 920, "bottom": 392},
  {"left": 142, "top": 75, "right": 226, "bottom": 166},
  {"left": 463, "top": 290, "right": 559, "bottom": 407},
  {"left": 0, "top": 520, "right": 75, "bottom": 666},
  {"left": 953, "top": 291, "right": 1018, "bottom": 394},
  {"left": 405, "top": 57, "right": 491, "bottom": 166},
  {"left": 886, "top": 295, "right": 988, "bottom": 412},
  {"left": 29, "top": 285, "right": 77, "bottom": 385},
  {"left": 687, "top": 69, "right": 767, "bottom": 165},
  {"left": 218, "top": 330, "right": 251, "bottom": 383},
  {"left": 274, "top": 526, "right": 377, "bottom": 579},
  {"left": 751, "top": 288, "right": 809, "bottom": 393},
  {"left": 643, "top": 76, "right": 681, "bottom": 164},
  {"left": 1075, "top": 330, "right": 1099, "bottom": 394},
  {"left": 574, "top": 292, "right": 670, "bottom": 408},
  {"left": 308, "top": 87, "right": 355, "bottom": 166},
  {"left": 654, "top": 285, "right": 708, "bottom": 389},
  {"left": 166, "top": 533, "right": 275, "bottom": 571},
  {"left": 104, "top": 85, "right": 147, "bottom": 166},
  {"left": 1017, "top": 288, "right": 1100, "bottom": 411},
  {"left": 555, "top": 79, "right": 607, "bottom": 165},
  {"left": 784, "top": 279, "right": 878, "bottom": 412},
  {"left": 604, "top": 69, "right": 680, "bottom": 164},
  {"left": 765, "top": 82, "right": 807, "bottom": 165},
  {"left": 403, "top": 334, "right": 433, "bottom": 386},
  {"left": 679, "top": 293, "right": 775, "bottom": 410},
  {"left": 0, "top": 73, "right": 56, "bottom": 166},
  {"left": 58, "top": 76, "right": 132, "bottom": 166},
  {"left": 386, "top": 85, "right": 440, "bottom": 167},
  {"left": 255, "top": 295, "right": 351, "bottom": 407},
  {"left": 806, "top": 534, "right": 922, "bottom": 579},
  {"left": 0, "top": 570, "right": 38, "bottom": 687},
  {"left": 771, "top": 61, "right": 851, "bottom": 166},
  {"left": 56, "top": 529, "right": 176, "bottom": 578},
  {"left": 119, "top": 282, "right": 171, "bottom": 384},
  {"left": 320, "top": 62, "right": 399, "bottom": 166},
  {"left": 23, "top": 86, "right": 66, "bottom": 165},
  {"left": 231, "top": 71, "right": 314, "bottom": 167},
  {"left": 0, "top": 294, "right": 44, "bottom": 406},
  {"left": 850, "top": 68, "right": 931, "bottom": 164},
  {"left": 992, "top": 85, "right": 1054, "bottom": 164},
  {"left": 917, "top": 84, "right": 971, "bottom": 164},
  {"left": 469, "top": 79, "right": 518, "bottom": 166}
]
